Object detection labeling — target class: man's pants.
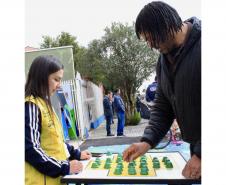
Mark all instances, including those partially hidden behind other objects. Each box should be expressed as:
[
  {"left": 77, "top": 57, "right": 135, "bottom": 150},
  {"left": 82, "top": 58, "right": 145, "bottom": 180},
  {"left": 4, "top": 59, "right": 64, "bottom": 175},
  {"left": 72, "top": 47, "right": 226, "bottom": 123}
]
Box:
[
  {"left": 105, "top": 116, "right": 113, "bottom": 135},
  {"left": 116, "top": 112, "right": 125, "bottom": 135}
]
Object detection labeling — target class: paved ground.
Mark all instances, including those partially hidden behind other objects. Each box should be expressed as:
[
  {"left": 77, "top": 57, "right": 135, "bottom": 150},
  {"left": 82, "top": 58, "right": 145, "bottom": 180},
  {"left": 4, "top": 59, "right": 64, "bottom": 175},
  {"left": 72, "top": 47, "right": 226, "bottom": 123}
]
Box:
[
  {"left": 69, "top": 118, "right": 149, "bottom": 148},
  {"left": 88, "top": 118, "right": 149, "bottom": 139}
]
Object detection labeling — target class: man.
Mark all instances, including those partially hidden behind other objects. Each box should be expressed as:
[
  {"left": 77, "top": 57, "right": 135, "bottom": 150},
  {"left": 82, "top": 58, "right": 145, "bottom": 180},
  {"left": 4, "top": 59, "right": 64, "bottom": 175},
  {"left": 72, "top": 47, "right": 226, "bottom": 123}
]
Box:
[
  {"left": 103, "top": 90, "right": 114, "bottom": 136},
  {"left": 136, "top": 93, "right": 141, "bottom": 113},
  {"left": 146, "top": 76, "right": 157, "bottom": 104},
  {"left": 123, "top": 1, "right": 201, "bottom": 179},
  {"left": 113, "top": 89, "right": 125, "bottom": 136}
]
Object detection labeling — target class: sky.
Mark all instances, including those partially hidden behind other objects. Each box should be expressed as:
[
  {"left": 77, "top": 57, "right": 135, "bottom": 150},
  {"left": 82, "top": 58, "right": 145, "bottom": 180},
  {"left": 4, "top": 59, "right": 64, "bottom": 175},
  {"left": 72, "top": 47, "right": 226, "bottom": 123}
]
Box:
[
  {"left": 25, "top": 0, "right": 201, "bottom": 92},
  {"left": 25, "top": 0, "right": 201, "bottom": 48}
]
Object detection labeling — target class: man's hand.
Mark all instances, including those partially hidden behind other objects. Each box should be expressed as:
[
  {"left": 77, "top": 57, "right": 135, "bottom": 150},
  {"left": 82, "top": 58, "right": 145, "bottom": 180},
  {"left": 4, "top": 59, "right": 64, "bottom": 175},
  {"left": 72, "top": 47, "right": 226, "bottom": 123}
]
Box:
[
  {"left": 69, "top": 160, "right": 83, "bottom": 174},
  {"left": 80, "top": 150, "right": 92, "bottom": 160},
  {"left": 182, "top": 154, "right": 201, "bottom": 179},
  {"left": 123, "top": 142, "right": 151, "bottom": 162}
]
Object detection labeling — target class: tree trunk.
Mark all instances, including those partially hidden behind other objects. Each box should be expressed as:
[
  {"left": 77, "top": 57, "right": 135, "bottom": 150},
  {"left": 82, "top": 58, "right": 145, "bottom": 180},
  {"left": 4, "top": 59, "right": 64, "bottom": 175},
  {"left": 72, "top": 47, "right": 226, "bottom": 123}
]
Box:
[{"left": 121, "top": 87, "right": 136, "bottom": 125}]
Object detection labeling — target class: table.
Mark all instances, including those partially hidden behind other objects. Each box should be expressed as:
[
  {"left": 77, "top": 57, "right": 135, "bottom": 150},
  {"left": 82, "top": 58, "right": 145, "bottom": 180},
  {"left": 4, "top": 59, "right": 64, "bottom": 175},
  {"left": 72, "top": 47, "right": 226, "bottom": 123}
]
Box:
[{"left": 61, "top": 151, "right": 201, "bottom": 185}]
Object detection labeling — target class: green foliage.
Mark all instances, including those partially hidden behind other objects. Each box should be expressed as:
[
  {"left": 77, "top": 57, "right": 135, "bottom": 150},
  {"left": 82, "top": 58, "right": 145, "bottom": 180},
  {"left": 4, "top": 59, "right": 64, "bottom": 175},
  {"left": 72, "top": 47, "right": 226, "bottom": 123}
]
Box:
[
  {"left": 40, "top": 32, "right": 82, "bottom": 70},
  {"left": 76, "top": 39, "right": 106, "bottom": 84},
  {"left": 99, "top": 22, "right": 159, "bottom": 118},
  {"left": 100, "top": 22, "right": 158, "bottom": 91},
  {"left": 39, "top": 23, "right": 159, "bottom": 118},
  {"left": 127, "top": 112, "right": 141, "bottom": 126}
]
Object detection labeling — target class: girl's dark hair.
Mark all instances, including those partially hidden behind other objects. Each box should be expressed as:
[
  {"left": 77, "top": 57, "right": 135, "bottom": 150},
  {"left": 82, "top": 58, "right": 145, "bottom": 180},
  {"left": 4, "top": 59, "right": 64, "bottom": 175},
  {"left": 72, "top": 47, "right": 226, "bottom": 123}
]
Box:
[
  {"left": 135, "top": 1, "right": 183, "bottom": 48},
  {"left": 25, "top": 55, "right": 64, "bottom": 110}
]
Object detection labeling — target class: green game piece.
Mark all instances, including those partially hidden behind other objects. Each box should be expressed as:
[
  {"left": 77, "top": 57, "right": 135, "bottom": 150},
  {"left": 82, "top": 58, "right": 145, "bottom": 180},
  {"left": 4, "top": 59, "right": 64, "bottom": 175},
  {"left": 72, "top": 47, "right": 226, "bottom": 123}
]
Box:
[
  {"left": 164, "top": 159, "right": 171, "bottom": 165},
  {"left": 153, "top": 165, "right": 160, "bottom": 169},
  {"left": 128, "top": 166, "right": 135, "bottom": 171},
  {"left": 91, "top": 162, "right": 99, "bottom": 168},
  {"left": 114, "top": 167, "right": 122, "bottom": 175},
  {"left": 141, "top": 155, "right": 146, "bottom": 160},
  {"left": 118, "top": 160, "right": 123, "bottom": 165},
  {"left": 141, "top": 166, "right": 149, "bottom": 171},
  {"left": 164, "top": 159, "right": 171, "bottom": 163},
  {"left": 105, "top": 160, "right": 111, "bottom": 165},
  {"left": 128, "top": 164, "right": 135, "bottom": 170},
  {"left": 132, "top": 160, "right": 137, "bottom": 165},
  {"left": 104, "top": 163, "right": 111, "bottom": 169},
  {"left": 140, "top": 168, "right": 149, "bottom": 175},
  {"left": 152, "top": 157, "right": 159, "bottom": 162},
  {"left": 128, "top": 168, "right": 136, "bottom": 175},
  {"left": 116, "top": 164, "right": 123, "bottom": 169},
  {"left": 153, "top": 161, "right": 160, "bottom": 165},
  {"left": 106, "top": 158, "right": 112, "bottom": 163},
  {"left": 140, "top": 160, "right": 147, "bottom": 164},
  {"left": 116, "top": 157, "right": 122, "bottom": 163},
  {"left": 128, "top": 162, "right": 135, "bottom": 167},
  {"left": 152, "top": 159, "right": 159, "bottom": 164},
  {"left": 118, "top": 153, "right": 123, "bottom": 157},
  {"left": 165, "top": 162, "right": 173, "bottom": 168},
  {"left": 106, "top": 151, "right": 112, "bottom": 156},
  {"left": 140, "top": 159, "right": 147, "bottom": 163},
  {"left": 116, "top": 159, "right": 122, "bottom": 163},
  {"left": 95, "top": 159, "right": 101, "bottom": 165},
  {"left": 139, "top": 162, "right": 147, "bottom": 168},
  {"left": 153, "top": 161, "right": 160, "bottom": 169},
  {"left": 162, "top": 157, "right": 168, "bottom": 162},
  {"left": 140, "top": 171, "right": 148, "bottom": 175}
]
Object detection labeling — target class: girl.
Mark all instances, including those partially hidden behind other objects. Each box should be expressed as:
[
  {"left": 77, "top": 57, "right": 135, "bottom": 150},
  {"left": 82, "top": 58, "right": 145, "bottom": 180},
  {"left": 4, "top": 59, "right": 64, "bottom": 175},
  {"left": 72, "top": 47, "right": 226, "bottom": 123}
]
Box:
[{"left": 25, "top": 55, "right": 91, "bottom": 185}]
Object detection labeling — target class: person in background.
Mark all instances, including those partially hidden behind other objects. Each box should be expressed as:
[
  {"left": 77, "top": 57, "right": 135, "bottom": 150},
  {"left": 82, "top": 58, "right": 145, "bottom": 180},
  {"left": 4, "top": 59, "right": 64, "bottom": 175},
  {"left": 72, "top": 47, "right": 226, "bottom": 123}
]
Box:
[
  {"left": 145, "top": 76, "right": 157, "bottom": 105},
  {"left": 135, "top": 93, "right": 141, "bottom": 113},
  {"left": 25, "top": 55, "right": 91, "bottom": 185},
  {"left": 123, "top": 1, "right": 201, "bottom": 179},
  {"left": 113, "top": 88, "right": 126, "bottom": 136},
  {"left": 110, "top": 92, "right": 115, "bottom": 124},
  {"left": 103, "top": 90, "right": 114, "bottom": 136}
]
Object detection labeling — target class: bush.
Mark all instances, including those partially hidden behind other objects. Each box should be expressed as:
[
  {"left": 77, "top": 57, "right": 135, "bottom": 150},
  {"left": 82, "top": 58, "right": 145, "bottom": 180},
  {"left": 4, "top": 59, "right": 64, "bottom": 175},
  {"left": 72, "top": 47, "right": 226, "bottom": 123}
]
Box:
[{"left": 127, "top": 112, "right": 141, "bottom": 126}]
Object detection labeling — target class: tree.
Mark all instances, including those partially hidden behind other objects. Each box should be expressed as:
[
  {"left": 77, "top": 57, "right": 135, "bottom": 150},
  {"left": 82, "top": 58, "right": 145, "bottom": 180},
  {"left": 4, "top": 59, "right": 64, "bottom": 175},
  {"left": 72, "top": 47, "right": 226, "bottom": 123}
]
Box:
[
  {"left": 39, "top": 26, "right": 159, "bottom": 124},
  {"left": 40, "top": 32, "right": 82, "bottom": 70},
  {"left": 100, "top": 22, "right": 159, "bottom": 122},
  {"left": 76, "top": 39, "right": 106, "bottom": 84}
]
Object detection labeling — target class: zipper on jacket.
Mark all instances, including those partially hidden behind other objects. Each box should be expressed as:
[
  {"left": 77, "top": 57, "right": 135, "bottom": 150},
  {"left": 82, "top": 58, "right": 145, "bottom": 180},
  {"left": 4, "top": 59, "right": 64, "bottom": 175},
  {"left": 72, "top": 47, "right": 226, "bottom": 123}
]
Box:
[
  {"left": 171, "top": 93, "right": 184, "bottom": 139},
  {"left": 171, "top": 94, "right": 178, "bottom": 118}
]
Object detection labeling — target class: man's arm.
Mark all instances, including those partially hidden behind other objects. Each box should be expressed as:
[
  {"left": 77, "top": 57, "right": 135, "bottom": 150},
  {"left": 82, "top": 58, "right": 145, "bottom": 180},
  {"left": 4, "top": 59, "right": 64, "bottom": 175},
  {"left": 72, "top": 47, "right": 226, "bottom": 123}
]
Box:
[
  {"left": 115, "top": 96, "right": 125, "bottom": 112},
  {"left": 103, "top": 98, "right": 111, "bottom": 110},
  {"left": 140, "top": 60, "right": 175, "bottom": 148}
]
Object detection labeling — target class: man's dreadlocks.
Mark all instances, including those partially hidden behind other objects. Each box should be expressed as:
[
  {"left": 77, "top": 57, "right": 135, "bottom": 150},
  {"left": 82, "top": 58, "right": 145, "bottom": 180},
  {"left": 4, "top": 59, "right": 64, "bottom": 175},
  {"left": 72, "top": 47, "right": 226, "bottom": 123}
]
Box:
[{"left": 135, "top": 1, "right": 183, "bottom": 48}]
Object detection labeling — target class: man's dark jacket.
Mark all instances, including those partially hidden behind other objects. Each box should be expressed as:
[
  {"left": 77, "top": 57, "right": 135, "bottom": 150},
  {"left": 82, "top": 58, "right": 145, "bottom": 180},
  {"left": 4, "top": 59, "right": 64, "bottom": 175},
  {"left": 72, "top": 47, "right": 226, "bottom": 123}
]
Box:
[
  {"left": 141, "top": 17, "right": 201, "bottom": 158},
  {"left": 103, "top": 96, "right": 113, "bottom": 117}
]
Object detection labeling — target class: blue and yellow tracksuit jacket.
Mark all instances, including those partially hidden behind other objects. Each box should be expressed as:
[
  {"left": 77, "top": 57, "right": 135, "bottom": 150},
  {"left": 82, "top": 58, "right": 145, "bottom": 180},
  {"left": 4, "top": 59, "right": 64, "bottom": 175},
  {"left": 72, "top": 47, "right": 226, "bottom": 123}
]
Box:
[{"left": 25, "top": 96, "right": 81, "bottom": 185}]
